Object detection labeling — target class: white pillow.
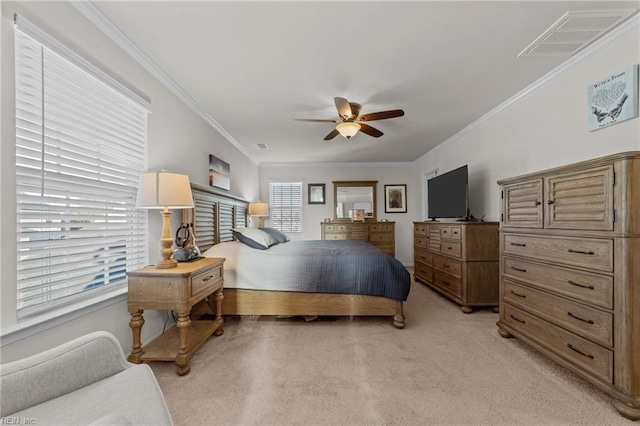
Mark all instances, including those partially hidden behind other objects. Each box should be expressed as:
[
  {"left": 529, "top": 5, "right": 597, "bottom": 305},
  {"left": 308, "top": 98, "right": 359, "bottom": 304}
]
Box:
[{"left": 232, "top": 228, "right": 278, "bottom": 250}]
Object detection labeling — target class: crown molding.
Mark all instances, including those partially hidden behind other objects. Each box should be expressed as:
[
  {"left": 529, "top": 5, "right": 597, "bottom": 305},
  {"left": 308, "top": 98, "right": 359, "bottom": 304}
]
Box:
[
  {"left": 415, "top": 13, "right": 640, "bottom": 164},
  {"left": 70, "top": 1, "right": 257, "bottom": 165},
  {"left": 260, "top": 161, "right": 414, "bottom": 169}
]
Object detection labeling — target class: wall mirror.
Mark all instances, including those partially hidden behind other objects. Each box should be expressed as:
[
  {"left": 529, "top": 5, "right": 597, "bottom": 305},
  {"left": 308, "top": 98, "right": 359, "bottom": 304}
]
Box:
[{"left": 333, "top": 181, "right": 377, "bottom": 221}]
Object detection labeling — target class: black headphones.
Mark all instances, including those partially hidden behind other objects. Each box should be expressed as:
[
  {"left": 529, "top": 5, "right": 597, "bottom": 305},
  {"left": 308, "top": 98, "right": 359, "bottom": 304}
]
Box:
[{"left": 175, "top": 224, "right": 191, "bottom": 248}]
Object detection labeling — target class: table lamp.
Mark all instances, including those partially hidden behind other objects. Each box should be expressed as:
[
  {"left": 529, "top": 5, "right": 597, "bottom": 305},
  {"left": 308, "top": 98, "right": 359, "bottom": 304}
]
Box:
[
  {"left": 136, "top": 171, "right": 194, "bottom": 268},
  {"left": 248, "top": 202, "right": 269, "bottom": 227}
]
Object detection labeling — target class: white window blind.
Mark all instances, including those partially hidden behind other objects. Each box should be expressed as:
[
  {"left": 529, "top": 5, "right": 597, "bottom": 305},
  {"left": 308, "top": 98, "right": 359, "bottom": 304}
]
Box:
[
  {"left": 269, "top": 182, "right": 303, "bottom": 233},
  {"left": 14, "top": 19, "right": 149, "bottom": 318}
]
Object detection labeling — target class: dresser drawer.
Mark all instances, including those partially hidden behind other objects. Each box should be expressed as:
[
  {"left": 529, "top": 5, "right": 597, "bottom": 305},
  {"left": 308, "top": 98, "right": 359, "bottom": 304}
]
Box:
[
  {"left": 323, "top": 224, "right": 349, "bottom": 233},
  {"left": 415, "top": 236, "right": 428, "bottom": 248},
  {"left": 325, "top": 233, "right": 347, "bottom": 240},
  {"left": 440, "top": 241, "right": 462, "bottom": 258},
  {"left": 433, "top": 255, "right": 462, "bottom": 278},
  {"left": 434, "top": 271, "right": 462, "bottom": 298},
  {"left": 504, "top": 280, "right": 613, "bottom": 347},
  {"left": 503, "top": 257, "right": 613, "bottom": 309},
  {"left": 503, "top": 234, "right": 613, "bottom": 272},
  {"left": 370, "top": 223, "right": 394, "bottom": 233},
  {"left": 370, "top": 232, "right": 393, "bottom": 242},
  {"left": 414, "top": 248, "right": 432, "bottom": 266},
  {"left": 372, "top": 242, "right": 394, "bottom": 256},
  {"left": 414, "top": 223, "right": 428, "bottom": 235},
  {"left": 503, "top": 304, "right": 613, "bottom": 383},
  {"left": 191, "top": 266, "right": 223, "bottom": 297},
  {"left": 450, "top": 226, "right": 462, "bottom": 240},
  {"left": 415, "top": 261, "right": 433, "bottom": 282}
]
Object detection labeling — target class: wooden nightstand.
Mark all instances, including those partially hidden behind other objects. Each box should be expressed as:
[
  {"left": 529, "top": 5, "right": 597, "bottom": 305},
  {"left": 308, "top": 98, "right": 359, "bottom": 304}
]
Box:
[{"left": 126, "top": 257, "right": 225, "bottom": 375}]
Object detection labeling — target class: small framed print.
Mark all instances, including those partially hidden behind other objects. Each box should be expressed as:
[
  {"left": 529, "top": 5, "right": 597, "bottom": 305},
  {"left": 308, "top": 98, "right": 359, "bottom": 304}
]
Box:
[
  {"left": 385, "top": 184, "right": 407, "bottom": 213},
  {"left": 352, "top": 209, "right": 365, "bottom": 222},
  {"left": 588, "top": 64, "right": 639, "bottom": 131},
  {"left": 308, "top": 183, "right": 325, "bottom": 205}
]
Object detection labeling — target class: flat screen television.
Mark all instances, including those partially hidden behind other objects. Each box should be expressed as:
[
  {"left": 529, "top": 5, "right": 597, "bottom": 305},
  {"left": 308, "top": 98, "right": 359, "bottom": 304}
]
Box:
[{"left": 427, "top": 165, "right": 469, "bottom": 220}]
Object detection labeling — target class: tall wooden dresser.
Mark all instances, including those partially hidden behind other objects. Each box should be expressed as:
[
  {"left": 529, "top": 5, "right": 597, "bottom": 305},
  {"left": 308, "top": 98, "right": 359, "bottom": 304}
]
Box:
[
  {"left": 496, "top": 151, "right": 640, "bottom": 420},
  {"left": 413, "top": 221, "right": 499, "bottom": 312},
  {"left": 321, "top": 221, "right": 395, "bottom": 257}
]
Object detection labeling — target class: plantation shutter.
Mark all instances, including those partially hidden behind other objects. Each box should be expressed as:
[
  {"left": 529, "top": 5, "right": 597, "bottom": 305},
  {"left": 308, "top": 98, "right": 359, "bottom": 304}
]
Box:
[
  {"left": 14, "top": 17, "right": 149, "bottom": 318},
  {"left": 269, "top": 182, "right": 303, "bottom": 233}
]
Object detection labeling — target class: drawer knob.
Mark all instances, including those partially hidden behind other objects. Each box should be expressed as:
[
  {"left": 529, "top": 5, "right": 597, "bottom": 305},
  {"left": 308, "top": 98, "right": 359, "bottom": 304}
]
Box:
[
  {"left": 567, "top": 312, "right": 594, "bottom": 325},
  {"left": 510, "top": 290, "right": 527, "bottom": 298},
  {"left": 510, "top": 266, "right": 527, "bottom": 273},
  {"left": 443, "top": 264, "right": 450, "bottom": 268},
  {"left": 547, "top": 200, "right": 554, "bottom": 205},
  {"left": 534, "top": 200, "right": 541, "bottom": 206},
  {"left": 510, "top": 314, "right": 526, "bottom": 324},
  {"left": 510, "top": 242, "right": 527, "bottom": 247},
  {"left": 567, "top": 343, "right": 594, "bottom": 360},
  {"left": 568, "top": 249, "right": 595, "bottom": 256},
  {"left": 202, "top": 275, "right": 214, "bottom": 282},
  {"left": 442, "top": 280, "right": 450, "bottom": 286},
  {"left": 567, "top": 280, "right": 595, "bottom": 290}
]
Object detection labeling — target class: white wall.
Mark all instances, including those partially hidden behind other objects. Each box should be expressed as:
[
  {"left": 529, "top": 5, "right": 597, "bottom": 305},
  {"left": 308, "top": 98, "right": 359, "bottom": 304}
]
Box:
[
  {"left": 415, "top": 26, "right": 640, "bottom": 223},
  {"left": 259, "top": 163, "right": 417, "bottom": 264},
  {"left": 0, "top": 1, "right": 259, "bottom": 361}
]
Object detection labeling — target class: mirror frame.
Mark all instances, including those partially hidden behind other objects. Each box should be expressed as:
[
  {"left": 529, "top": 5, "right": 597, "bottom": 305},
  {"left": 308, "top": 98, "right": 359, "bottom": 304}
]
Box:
[{"left": 332, "top": 181, "right": 378, "bottom": 222}]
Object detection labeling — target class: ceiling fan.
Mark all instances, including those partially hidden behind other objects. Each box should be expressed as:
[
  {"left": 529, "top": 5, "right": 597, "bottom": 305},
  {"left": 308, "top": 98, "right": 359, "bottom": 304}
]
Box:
[{"left": 295, "top": 97, "right": 405, "bottom": 140}]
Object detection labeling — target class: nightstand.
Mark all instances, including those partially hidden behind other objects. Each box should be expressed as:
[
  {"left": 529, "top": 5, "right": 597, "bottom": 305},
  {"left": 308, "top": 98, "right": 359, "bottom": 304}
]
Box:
[{"left": 126, "top": 257, "right": 225, "bottom": 375}]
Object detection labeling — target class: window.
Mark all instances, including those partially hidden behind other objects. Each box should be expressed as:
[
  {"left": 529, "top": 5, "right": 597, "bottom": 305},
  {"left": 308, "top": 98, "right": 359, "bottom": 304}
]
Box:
[
  {"left": 269, "top": 182, "right": 303, "bottom": 233},
  {"left": 14, "top": 17, "right": 150, "bottom": 318}
]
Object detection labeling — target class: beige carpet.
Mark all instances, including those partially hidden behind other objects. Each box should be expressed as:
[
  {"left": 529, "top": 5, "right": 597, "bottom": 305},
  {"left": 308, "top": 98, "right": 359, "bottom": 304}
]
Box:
[{"left": 150, "top": 277, "right": 632, "bottom": 426}]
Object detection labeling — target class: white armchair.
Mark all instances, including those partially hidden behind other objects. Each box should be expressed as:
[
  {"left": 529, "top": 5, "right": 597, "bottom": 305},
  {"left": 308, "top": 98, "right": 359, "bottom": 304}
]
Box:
[{"left": 0, "top": 331, "right": 173, "bottom": 425}]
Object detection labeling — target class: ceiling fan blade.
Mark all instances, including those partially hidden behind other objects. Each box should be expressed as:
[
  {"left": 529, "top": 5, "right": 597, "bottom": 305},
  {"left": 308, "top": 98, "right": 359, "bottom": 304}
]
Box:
[
  {"left": 359, "top": 123, "right": 383, "bottom": 138},
  {"left": 323, "top": 129, "right": 340, "bottom": 140},
  {"left": 294, "top": 118, "right": 339, "bottom": 123},
  {"left": 334, "top": 97, "right": 352, "bottom": 120},
  {"left": 358, "top": 109, "right": 405, "bottom": 122}
]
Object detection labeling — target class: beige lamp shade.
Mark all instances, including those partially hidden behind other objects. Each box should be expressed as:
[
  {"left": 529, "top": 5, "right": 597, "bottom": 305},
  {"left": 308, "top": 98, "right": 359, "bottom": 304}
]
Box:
[
  {"left": 136, "top": 171, "right": 194, "bottom": 209},
  {"left": 248, "top": 202, "right": 269, "bottom": 217}
]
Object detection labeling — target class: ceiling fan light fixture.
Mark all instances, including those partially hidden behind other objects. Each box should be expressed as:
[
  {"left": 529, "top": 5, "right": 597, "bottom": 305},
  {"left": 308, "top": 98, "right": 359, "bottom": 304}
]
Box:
[{"left": 336, "top": 122, "right": 361, "bottom": 139}]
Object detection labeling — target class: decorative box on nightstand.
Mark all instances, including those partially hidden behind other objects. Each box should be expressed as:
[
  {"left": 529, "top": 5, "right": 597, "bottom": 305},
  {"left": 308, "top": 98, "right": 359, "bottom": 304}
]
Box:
[{"left": 126, "top": 257, "right": 225, "bottom": 376}]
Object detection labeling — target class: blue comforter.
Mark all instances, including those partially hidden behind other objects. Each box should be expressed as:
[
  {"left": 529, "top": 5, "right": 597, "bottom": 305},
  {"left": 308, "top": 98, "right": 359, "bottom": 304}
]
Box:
[{"left": 204, "top": 240, "right": 411, "bottom": 301}]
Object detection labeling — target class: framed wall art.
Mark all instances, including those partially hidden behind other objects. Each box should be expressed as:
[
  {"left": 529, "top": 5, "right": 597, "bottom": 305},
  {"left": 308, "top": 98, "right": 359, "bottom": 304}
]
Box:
[
  {"left": 588, "top": 64, "right": 638, "bottom": 131},
  {"left": 385, "top": 184, "right": 407, "bottom": 213},
  {"left": 308, "top": 183, "right": 325, "bottom": 205},
  {"left": 209, "top": 155, "right": 230, "bottom": 191}
]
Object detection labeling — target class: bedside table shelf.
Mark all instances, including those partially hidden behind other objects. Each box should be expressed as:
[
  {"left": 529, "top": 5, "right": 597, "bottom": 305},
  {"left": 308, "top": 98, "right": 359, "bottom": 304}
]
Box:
[
  {"left": 126, "top": 257, "right": 225, "bottom": 376},
  {"left": 138, "top": 319, "right": 223, "bottom": 362}
]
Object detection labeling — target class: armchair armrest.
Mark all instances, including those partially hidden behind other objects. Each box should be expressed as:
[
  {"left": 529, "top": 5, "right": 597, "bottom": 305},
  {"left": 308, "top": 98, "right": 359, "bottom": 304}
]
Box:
[{"left": 1, "top": 331, "right": 131, "bottom": 416}]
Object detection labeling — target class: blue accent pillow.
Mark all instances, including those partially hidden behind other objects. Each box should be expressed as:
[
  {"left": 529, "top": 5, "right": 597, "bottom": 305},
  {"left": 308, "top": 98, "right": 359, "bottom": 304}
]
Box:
[
  {"left": 259, "top": 227, "right": 290, "bottom": 243},
  {"left": 232, "top": 228, "right": 278, "bottom": 250}
]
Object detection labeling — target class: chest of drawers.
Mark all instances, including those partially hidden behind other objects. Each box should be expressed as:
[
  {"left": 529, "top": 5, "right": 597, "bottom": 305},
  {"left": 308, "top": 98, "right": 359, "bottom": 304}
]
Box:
[
  {"left": 497, "top": 151, "right": 640, "bottom": 420},
  {"left": 321, "top": 221, "right": 395, "bottom": 257},
  {"left": 413, "top": 221, "right": 499, "bottom": 313}
]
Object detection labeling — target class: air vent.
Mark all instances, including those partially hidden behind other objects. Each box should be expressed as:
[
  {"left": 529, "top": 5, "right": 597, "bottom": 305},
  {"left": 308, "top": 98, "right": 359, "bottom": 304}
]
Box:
[
  {"left": 519, "top": 10, "right": 637, "bottom": 57},
  {"left": 256, "top": 143, "right": 269, "bottom": 149}
]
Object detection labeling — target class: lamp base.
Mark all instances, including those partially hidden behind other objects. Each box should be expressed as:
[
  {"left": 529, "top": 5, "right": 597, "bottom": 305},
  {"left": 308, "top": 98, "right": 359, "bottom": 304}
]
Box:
[{"left": 155, "top": 258, "right": 178, "bottom": 269}]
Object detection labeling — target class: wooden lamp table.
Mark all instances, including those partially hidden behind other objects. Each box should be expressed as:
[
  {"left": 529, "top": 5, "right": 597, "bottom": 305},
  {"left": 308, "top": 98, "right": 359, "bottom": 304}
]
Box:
[{"left": 126, "top": 257, "right": 225, "bottom": 376}]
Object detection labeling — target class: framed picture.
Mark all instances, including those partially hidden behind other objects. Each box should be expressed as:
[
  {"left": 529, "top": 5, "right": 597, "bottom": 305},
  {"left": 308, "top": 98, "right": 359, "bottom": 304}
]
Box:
[
  {"left": 588, "top": 64, "right": 639, "bottom": 131},
  {"left": 308, "top": 183, "right": 325, "bottom": 205},
  {"left": 352, "top": 209, "right": 365, "bottom": 222},
  {"left": 385, "top": 184, "right": 407, "bottom": 213},
  {"left": 209, "top": 155, "right": 230, "bottom": 190}
]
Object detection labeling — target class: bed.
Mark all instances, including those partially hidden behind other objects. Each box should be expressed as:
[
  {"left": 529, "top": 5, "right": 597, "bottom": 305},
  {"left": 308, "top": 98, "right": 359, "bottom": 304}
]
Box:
[{"left": 186, "top": 184, "right": 410, "bottom": 328}]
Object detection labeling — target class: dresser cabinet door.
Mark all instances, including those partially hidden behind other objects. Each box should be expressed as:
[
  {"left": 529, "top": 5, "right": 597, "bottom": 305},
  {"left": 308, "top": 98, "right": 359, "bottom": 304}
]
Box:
[
  {"left": 502, "top": 179, "right": 543, "bottom": 228},
  {"left": 544, "top": 166, "right": 614, "bottom": 231}
]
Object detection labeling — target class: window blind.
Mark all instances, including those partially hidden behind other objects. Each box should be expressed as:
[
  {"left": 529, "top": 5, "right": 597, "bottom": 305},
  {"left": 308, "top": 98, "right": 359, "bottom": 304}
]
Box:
[
  {"left": 269, "top": 182, "right": 303, "bottom": 233},
  {"left": 14, "top": 22, "right": 149, "bottom": 318}
]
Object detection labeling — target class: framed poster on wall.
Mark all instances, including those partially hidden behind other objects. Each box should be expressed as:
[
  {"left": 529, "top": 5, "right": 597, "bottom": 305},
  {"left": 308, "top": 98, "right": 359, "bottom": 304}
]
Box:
[{"left": 588, "top": 64, "right": 638, "bottom": 131}]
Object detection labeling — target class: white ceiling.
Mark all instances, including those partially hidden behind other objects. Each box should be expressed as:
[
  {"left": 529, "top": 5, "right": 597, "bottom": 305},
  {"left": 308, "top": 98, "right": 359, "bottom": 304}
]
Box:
[{"left": 92, "top": 1, "right": 639, "bottom": 165}]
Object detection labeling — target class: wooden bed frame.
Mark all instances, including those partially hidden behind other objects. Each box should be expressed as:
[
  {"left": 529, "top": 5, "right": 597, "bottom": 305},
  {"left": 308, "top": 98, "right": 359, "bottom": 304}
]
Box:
[{"left": 186, "top": 183, "right": 405, "bottom": 328}]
